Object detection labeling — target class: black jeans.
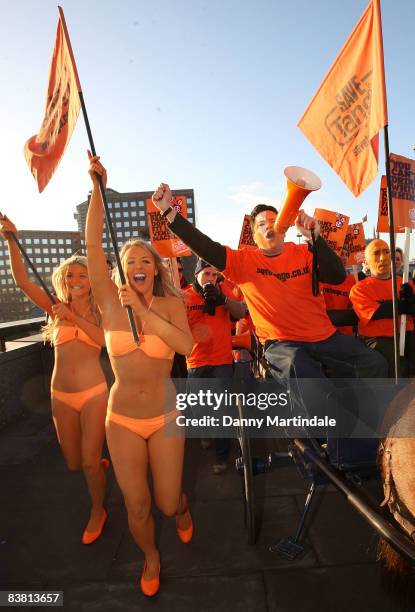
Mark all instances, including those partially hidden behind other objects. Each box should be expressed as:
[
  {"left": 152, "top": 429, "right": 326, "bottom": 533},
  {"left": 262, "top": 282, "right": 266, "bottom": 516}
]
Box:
[
  {"left": 187, "top": 364, "right": 234, "bottom": 463},
  {"left": 264, "top": 331, "right": 388, "bottom": 419}
]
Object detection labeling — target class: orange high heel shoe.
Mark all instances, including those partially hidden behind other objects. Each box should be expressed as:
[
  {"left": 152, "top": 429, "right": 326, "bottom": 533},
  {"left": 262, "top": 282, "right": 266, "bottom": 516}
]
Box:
[
  {"left": 101, "top": 458, "right": 110, "bottom": 471},
  {"left": 176, "top": 509, "right": 193, "bottom": 544},
  {"left": 140, "top": 561, "right": 160, "bottom": 597},
  {"left": 82, "top": 509, "right": 107, "bottom": 545}
]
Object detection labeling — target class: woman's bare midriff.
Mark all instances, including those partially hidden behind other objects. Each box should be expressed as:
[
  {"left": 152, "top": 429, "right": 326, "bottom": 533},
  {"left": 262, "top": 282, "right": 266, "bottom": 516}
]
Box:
[
  {"left": 51, "top": 342, "right": 106, "bottom": 391},
  {"left": 109, "top": 351, "right": 175, "bottom": 419}
]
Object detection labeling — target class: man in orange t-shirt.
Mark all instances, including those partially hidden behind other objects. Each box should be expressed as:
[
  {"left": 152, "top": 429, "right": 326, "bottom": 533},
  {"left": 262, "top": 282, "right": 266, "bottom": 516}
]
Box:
[
  {"left": 321, "top": 249, "right": 357, "bottom": 336},
  {"left": 152, "top": 185, "right": 387, "bottom": 431},
  {"left": 350, "top": 239, "right": 415, "bottom": 377},
  {"left": 185, "top": 258, "right": 246, "bottom": 474}
]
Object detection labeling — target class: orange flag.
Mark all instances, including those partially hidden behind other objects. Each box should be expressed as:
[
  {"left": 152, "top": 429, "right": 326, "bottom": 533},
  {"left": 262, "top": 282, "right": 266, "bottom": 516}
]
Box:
[
  {"left": 298, "top": 0, "right": 388, "bottom": 196},
  {"left": 24, "top": 9, "right": 81, "bottom": 192},
  {"left": 146, "top": 196, "right": 192, "bottom": 258}
]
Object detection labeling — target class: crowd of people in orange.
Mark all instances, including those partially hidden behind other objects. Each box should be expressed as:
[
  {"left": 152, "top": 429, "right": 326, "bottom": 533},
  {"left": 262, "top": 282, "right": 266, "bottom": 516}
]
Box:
[{"left": 1, "top": 156, "right": 414, "bottom": 597}]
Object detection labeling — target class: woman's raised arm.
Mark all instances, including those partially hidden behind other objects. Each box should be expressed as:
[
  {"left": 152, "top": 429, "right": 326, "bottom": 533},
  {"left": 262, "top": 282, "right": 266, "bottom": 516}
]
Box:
[
  {"left": 85, "top": 152, "right": 118, "bottom": 312},
  {"left": 0, "top": 215, "right": 54, "bottom": 316}
]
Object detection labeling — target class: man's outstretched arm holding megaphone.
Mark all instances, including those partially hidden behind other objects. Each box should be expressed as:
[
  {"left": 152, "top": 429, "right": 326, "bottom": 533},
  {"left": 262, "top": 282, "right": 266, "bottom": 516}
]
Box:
[{"left": 152, "top": 182, "right": 344, "bottom": 285}]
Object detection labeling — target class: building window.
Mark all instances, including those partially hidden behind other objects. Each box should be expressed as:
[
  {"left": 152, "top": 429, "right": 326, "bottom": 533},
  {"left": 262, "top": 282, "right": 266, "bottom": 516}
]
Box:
[
  {"left": 107, "top": 202, "right": 112, "bottom": 209},
  {"left": 139, "top": 200, "right": 144, "bottom": 207},
  {"left": 66, "top": 239, "right": 71, "bottom": 244},
  {"left": 51, "top": 248, "right": 57, "bottom": 253},
  {"left": 188, "top": 207, "right": 193, "bottom": 214},
  {"left": 50, "top": 238, "right": 56, "bottom": 244},
  {"left": 125, "top": 231, "right": 131, "bottom": 237},
  {"left": 102, "top": 242, "right": 107, "bottom": 248},
  {"left": 44, "top": 258, "right": 50, "bottom": 263},
  {"left": 117, "top": 232, "right": 122, "bottom": 237},
  {"left": 42, "top": 239, "right": 48, "bottom": 244},
  {"left": 115, "top": 202, "right": 120, "bottom": 208},
  {"left": 116, "top": 222, "right": 122, "bottom": 228},
  {"left": 52, "top": 258, "right": 58, "bottom": 263},
  {"left": 131, "top": 201, "right": 136, "bottom": 207},
  {"left": 26, "top": 248, "right": 32, "bottom": 254},
  {"left": 187, "top": 197, "right": 193, "bottom": 205},
  {"left": 123, "top": 211, "right": 129, "bottom": 218},
  {"left": 34, "top": 239, "right": 40, "bottom": 244},
  {"left": 60, "top": 257, "right": 65, "bottom": 262},
  {"left": 25, "top": 238, "right": 32, "bottom": 244},
  {"left": 131, "top": 210, "right": 137, "bottom": 217},
  {"left": 36, "top": 258, "right": 42, "bottom": 263},
  {"left": 34, "top": 248, "right": 41, "bottom": 254},
  {"left": 59, "top": 248, "right": 65, "bottom": 253},
  {"left": 124, "top": 221, "right": 130, "bottom": 227},
  {"left": 115, "top": 212, "right": 121, "bottom": 218},
  {"left": 122, "top": 201, "right": 128, "bottom": 208},
  {"left": 45, "top": 267, "right": 51, "bottom": 273},
  {"left": 58, "top": 239, "right": 64, "bottom": 244},
  {"left": 132, "top": 221, "right": 138, "bottom": 227},
  {"left": 140, "top": 221, "right": 146, "bottom": 226},
  {"left": 139, "top": 210, "right": 145, "bottom": 217}
]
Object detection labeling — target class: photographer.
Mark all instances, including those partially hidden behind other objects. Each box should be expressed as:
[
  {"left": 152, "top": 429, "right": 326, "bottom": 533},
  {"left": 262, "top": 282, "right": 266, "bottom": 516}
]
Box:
[{"left": 185, "top": 258, "right": 246, "bottom": 474}]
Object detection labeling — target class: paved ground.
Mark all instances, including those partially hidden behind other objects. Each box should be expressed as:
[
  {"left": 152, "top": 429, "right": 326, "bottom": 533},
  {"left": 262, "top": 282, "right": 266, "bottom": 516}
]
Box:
[{"left": 0, "top": 410, "right": 411, "bottom": 611}]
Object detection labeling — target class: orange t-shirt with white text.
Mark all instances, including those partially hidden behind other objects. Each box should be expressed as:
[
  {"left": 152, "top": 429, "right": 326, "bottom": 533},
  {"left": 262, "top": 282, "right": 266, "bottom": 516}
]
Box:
[
  {"left": 321, "top": 274, "right": 356, "bottom": 336},
  {"left": 222, "top": 243, "right": 336, "bottom": 344},
  {"left": 349, "top": 276, "right": 414, "bottom": 337},
  {"left": 184, "top": 282, "right": 234, "bottom": 368}
]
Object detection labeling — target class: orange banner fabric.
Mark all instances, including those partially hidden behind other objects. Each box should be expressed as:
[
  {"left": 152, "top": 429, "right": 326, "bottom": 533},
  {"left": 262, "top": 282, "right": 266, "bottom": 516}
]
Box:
[
  {"left": 314, "top": 209, "right": 350, "bottom": 254},
  {"left": 24, "top": 16, "right": 81, "bottom": 193},
  {"left": 238, "top": 215, "right": 256, "bottom": 250},
  {"left": 377, "top": 175, "right": 405, "bottom": 234},
  {"left": 298, "top": 0, "right": 387, "bottom": 196},
  {"left": 146, "top": 196, "right": 192, "bottom": 258},
  {"left": 344, "top": 223, "right": 366, "bottom": 265}
]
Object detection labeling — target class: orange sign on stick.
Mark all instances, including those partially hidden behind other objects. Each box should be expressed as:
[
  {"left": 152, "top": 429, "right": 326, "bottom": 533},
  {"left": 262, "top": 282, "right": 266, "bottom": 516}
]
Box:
[
  {"left": 314, "top": 209, "right": 350, "bottom": 254},
  {"left": 238, "top": 215, "right": 256, "bottom": 250},
  {"left": 344, "top": 223, "right": 366, "bottom": 265},
  {"left": 389, "top": 153, "right": 415, "bottom": 229},
  {"left": 377, "top": 175, "right": 405, "bottom": 233},
  {"left": 146, "top": 196, "right": 192, "bottom": 258},
  {"left": 24, "top": 10, "right": 81, "bottom": 193},
  {"left": 298, "top": 0, "right": 387, "bottom": 196}
]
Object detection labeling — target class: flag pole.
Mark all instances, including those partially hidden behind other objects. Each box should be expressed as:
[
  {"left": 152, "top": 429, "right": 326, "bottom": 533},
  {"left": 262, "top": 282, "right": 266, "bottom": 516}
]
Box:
[
  {"left": 0, "top": 211, "right": 56, "bottom": 305},
  {"left": 383, "top": 125, "right": 400, "bottom": 381},
  {"left": 57, "top": 7, "right": 139, "bottom": 343}
]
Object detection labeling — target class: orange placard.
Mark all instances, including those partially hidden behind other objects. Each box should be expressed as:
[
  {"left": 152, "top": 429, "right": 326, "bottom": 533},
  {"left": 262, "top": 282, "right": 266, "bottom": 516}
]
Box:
[
  {"left": 298, "top": 0, "right": 387, "bottom": 197},
  {"left": 377, "top": 175, "right": 405, "bottom": 233},
  {"left": 390, "top": 153, "right": 415, "bottom": 228},
  {"left": 238, "top": 215, "right": 256, "bottom": 250},
  {"left": 146, "top": 196, "right": 192, "bottom": 258},
  {"left": 313, "top": 209, "right": 350, "bottom": 254},
  {"left": 344, "top": 223, "right": 366, "bottom": 265},
  {"left": 24, "top": 12, "right": 81, "bottom": 193}
]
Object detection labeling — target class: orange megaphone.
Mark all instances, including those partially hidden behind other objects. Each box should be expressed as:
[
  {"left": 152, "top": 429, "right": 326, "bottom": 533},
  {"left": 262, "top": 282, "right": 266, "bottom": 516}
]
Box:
[
  {"left": 274, "top": 166, "right": 321, "bottom": 233},
  {"left": 232, "top": 333, "right": 255, "bottom": 352}
]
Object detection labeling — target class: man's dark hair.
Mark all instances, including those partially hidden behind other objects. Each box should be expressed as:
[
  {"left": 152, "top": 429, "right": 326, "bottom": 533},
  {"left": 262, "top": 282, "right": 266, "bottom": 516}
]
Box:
[
  {"left": 395, "top": 247, "right": 403, "bottom": 256},
  {"left": 250, "top": 204, "right": 278, "bottom": 232}
]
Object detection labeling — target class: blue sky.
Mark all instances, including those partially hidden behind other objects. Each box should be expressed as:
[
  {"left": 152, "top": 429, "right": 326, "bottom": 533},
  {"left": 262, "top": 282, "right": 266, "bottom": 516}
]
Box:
[{"left": 0, "top": 0, "right": 414, "bottom": 252}]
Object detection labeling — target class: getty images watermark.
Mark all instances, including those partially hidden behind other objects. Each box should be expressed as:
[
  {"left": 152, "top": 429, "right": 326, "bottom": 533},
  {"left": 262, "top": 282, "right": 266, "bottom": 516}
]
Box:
[{"left": 174, "top": 389, "right": 337, "bottom": 430}]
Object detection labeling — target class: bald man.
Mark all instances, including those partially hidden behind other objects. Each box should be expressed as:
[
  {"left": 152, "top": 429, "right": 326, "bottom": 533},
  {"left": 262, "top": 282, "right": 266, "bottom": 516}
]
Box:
[{"left": 350, "top": 239, "right": 415, "bottom": 377}]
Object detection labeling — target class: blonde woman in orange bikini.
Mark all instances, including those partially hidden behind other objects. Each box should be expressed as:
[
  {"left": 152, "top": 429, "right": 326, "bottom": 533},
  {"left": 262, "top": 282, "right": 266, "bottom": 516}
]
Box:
[
  {"left": 86, "top": 153, "right": 194, "bottom": 597},
  {"left": 0, "top": 215, "right": 109, "bottom": 545}
]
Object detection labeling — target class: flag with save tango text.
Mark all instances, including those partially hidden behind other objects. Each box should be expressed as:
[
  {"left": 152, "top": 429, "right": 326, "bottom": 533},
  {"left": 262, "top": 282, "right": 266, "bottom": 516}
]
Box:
[
  {"left": 24, "top": 9, "right": 81, "bottom": 192},
  {"left": 298, "top": 0, "right": 388, "bottom": 197}
]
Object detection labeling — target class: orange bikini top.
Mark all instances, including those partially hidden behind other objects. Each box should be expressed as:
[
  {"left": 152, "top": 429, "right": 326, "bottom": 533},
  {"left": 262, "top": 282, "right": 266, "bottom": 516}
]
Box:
[
  {"left": 53, "top": 324, "right": 101, "bottom": 350},
  {"left": 105, "top": 330, "right": 174, "bottom": 360}
]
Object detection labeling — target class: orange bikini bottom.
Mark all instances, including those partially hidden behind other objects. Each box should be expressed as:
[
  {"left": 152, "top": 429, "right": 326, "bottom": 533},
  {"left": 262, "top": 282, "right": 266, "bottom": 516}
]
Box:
[
  {"left": 51, "top": 382, "right": 108, "bottom": 413},
  {"left": 106, "top": 408, "right": 178, "bottom": 440}
]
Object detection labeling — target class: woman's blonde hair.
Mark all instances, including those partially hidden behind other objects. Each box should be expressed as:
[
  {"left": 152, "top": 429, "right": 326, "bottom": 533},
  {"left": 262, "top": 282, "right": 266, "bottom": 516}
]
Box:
[
  {"left": 112, "top": 239, "right": 181, "bottom": 298},
  {"left": 43, "top": 255, "right": 100, "bottom": 343}
]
